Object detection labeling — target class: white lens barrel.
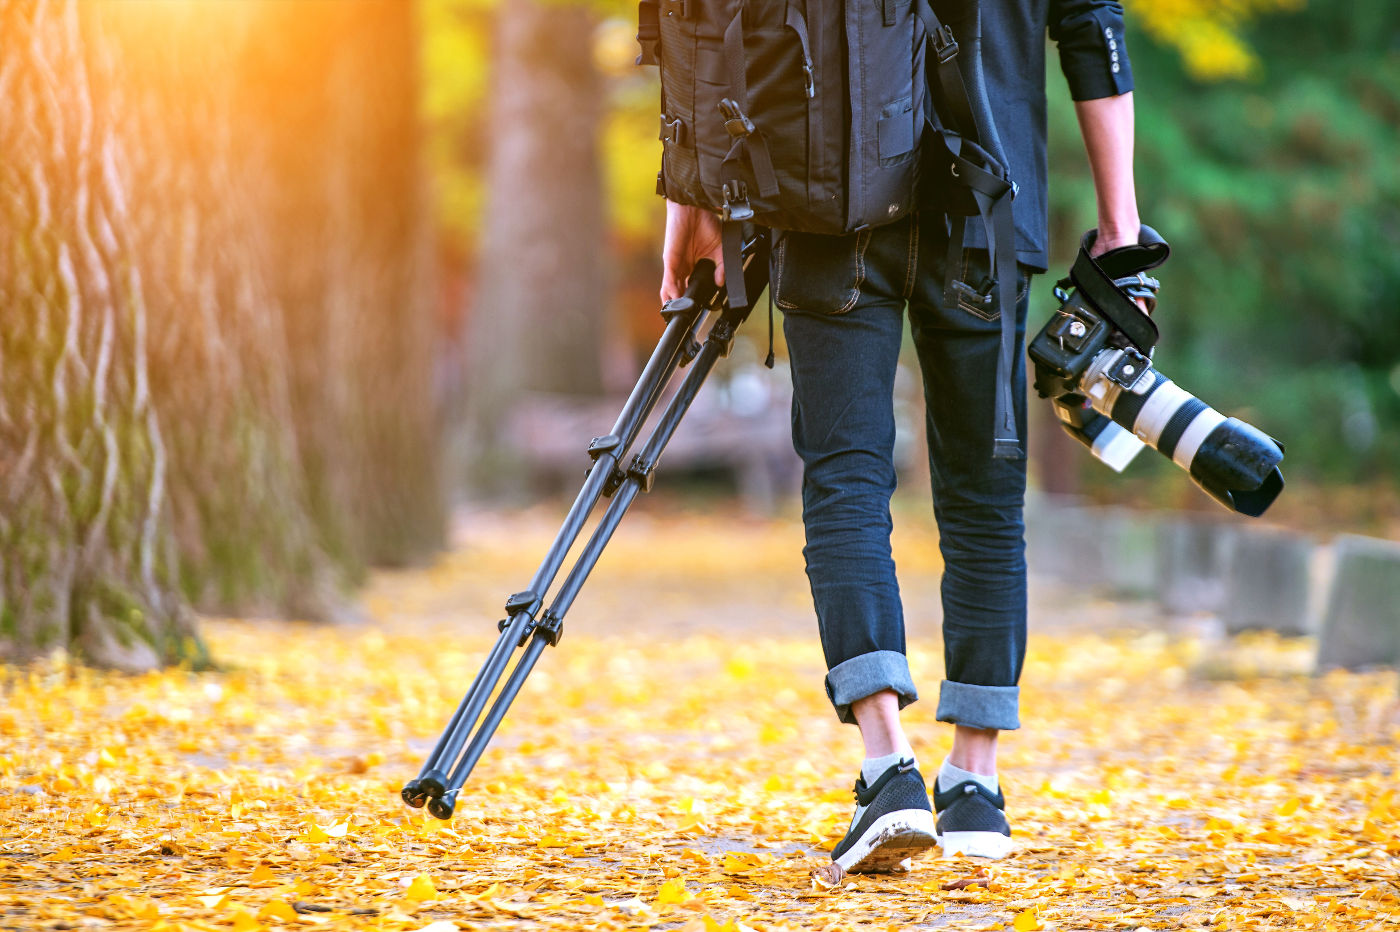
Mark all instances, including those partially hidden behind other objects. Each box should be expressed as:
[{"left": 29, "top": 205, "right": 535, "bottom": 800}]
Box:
[
  {"left": 1131, "top": 380, "right": 1194, "bottom": 446},
  {"left": 1170, "top": 408, "right": 1227, "bottom": 471}
]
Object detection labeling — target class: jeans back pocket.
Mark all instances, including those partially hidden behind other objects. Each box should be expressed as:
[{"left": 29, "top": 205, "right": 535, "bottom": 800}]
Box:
[
  {"left": 773, "top": 228, "right": 870, "bottom": 315},
  {"left": 953, "top": 249, "right": 1030, "bottom": 322}
]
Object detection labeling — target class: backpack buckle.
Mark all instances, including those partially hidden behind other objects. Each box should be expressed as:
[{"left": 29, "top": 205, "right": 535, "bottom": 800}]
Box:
[
  {"left": 803, "top": 62, "right": 815, "bottom": 98},
  {"left": 659, "top": 113, "right": 685, "bottom": 146},
  {"left": 718, "top": 98, "right": 755, "bottom": 139},
  {"left": 660, "top": 0, "right": 690, "bottom": 17},
  {"left": 721, "top": 180, "right": 753, "bottom": 222},
  {"left": 932, "top": 24, "right": 958, "bottom": 64}
]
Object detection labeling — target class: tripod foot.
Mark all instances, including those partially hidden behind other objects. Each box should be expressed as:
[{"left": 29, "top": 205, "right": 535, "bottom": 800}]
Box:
[
  {"left": 427, "top": 795, "right": 456, "bottom": 821},
  {"left": 400, "top": 780, "right": 429, "bottom": 808},
  {"left": 418, "top": 770, "right": 449, "bottom": 799}
]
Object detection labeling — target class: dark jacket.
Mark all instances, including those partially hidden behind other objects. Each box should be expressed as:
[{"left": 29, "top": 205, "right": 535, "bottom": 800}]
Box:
[{"left": 968, "top": 0, "right": 1134, "bottom": 271}]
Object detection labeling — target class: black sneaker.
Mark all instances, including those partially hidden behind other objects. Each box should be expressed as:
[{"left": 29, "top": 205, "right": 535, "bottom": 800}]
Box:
[
  {"left": 830, "top": 759, "right": 936, "bottom": 873},
  {"left": 933, "top": 779, "right": 1013, "bottom": 858}
]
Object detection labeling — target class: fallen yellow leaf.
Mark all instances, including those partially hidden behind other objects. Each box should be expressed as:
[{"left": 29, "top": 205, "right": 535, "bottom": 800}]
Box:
[
  {"left": 1014, "top": 907, "right": 1044, "bottom": 931},
  {"left": 403, "top": 874, "right": 439, "bottom": 901},
  {"left": 230, "top": 909, "right": 263, "bottom": 932},
  {"left": 656, "top": 877, "right": 695, "bottom": 906},
  {"left": 258, "top": 900, "right": 299, "bottom": 922}
]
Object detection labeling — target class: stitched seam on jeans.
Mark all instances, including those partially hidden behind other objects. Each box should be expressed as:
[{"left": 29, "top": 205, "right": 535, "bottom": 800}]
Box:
[
  {"left": 832, "top": 228, "right": 871, "bottom": 315},
  {"left": 774, "top": 236, "right": 793, "bottom": 309},
  {"left": 902, "top": 218, "right": 918, "bottom": 300}
]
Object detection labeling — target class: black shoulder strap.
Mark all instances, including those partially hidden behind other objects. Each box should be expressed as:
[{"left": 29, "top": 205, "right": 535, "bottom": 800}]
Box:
[{"left": 913, "top": 0, "right": 976, "bottom": 138}]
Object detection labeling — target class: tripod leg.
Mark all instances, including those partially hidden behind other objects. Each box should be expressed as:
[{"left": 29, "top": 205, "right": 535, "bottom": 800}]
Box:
[
  {"left": 403, "top": 278, "right": 714, "bottom": 807},
  {"left": 425, "top": 327, "right": 731, "bottom": 816},
  {"left": 401, "top": 610, "right": 535, "bottom": 805},
  {"left": 428, "top": 328, "right": 740, "bottom": 816},
  {"left": 406, "top": 249, "right": 761, "bottom": 816},
  {"left": 427, "top": 632, "right": 551, "bottom": 820}
]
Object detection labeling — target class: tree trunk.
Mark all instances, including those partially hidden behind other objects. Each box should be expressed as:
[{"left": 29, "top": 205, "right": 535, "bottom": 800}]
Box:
[
  {"left": 0, "top": 0, "right": 200, "bottom": 670},
  {"left": 0, "top": 0, "right": 446, "bottom": 667},
  {"left": 463, "top": 0, "right": 609, "bottom": 490},
  {"left": 244, "top": 0, "right": 446, "bottom": 566}
]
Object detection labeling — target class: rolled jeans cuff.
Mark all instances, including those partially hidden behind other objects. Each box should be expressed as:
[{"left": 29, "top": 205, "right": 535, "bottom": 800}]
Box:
[
  {"left": 936, "top": 680, "right": 1021, "bottom": 731},
  {"left": 825, "top": 650, "right": 919, "bottom": 725}
]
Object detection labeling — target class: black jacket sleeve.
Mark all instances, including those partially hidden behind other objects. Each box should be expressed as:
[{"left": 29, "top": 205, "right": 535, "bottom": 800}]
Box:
[{"left": 1048, "top": 0, "right": 1134, "bottom": 101}]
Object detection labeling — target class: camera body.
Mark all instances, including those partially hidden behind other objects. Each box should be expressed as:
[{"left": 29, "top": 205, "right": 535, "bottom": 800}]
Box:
[{"left": 1028, "top": 227, "right": 1285, "bottom": 518}]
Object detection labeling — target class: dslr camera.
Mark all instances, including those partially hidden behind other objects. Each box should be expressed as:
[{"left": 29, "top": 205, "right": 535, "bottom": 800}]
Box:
[{"left": 1028, "top": 227, "right": 1284, "bottom": 517}]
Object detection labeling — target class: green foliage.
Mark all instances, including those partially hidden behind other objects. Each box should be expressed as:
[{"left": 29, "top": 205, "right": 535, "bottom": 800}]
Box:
[{"left": 1047, "top": 2, "right": 1400, "bottom": 483}]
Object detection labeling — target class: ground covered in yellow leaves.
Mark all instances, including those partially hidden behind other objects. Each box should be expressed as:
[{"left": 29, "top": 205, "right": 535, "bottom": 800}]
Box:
[{"left": 3, "top": 505, "right": 1398, "bottom": 931}]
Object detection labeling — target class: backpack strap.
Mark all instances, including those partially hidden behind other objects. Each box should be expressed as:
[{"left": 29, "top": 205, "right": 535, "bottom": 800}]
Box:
[
  {"left": 719, "top": 10, "right": 780, "bottom": 206},
  {"left": 635, "top": 0, "right": 660, "bottom": 66},
  {"left": 715, "top": 7, "right": 781, "bottom": 313},
  {"left": 913, "top": 0, "right": 976, "bottom": 138},
  {"left": 915, "top": 0, "right": 1024, "bottom": 460}
]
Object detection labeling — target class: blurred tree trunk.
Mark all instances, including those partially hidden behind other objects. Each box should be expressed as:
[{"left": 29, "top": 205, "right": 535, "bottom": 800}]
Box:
[
  {"left": 245, "top": 0, "right": 446, "bottom": 566},
  {"left": 1030, "top": 399, "right": 1082, "bottom": 497},
  {"left": 0, "top": 0, "right": 200, "bottom": 669},
  {"left": 0, "top": 0, "right": 445, "bottom": 669},
  {"left": 108, "top": 4, "right": 355, "bottom": 620},
  {"left": 464, "top": 0, "right": 608, "bottom": 490}
]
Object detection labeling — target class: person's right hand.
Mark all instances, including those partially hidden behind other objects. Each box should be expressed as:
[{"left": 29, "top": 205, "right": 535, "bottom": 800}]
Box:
[{"left": 660, "top": 199, "right": 724, "bottom": 304}]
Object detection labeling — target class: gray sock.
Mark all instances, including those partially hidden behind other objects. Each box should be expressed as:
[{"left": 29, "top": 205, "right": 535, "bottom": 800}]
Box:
[
  {"left": 861, "top": 747, "right": 915, "bottom": 787},
  {"left": 937, "top": 757, "right": 998, "bottom": 795}
]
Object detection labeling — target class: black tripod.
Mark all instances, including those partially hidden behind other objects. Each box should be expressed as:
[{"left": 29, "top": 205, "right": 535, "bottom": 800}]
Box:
[{"left": 402, "top": 232, "right": 772, "bottom": 819}]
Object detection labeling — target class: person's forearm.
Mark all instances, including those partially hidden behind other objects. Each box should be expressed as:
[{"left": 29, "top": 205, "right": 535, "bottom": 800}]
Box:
[{"left": 1074, "top": 92, "right": 1140, "bottom": 248}]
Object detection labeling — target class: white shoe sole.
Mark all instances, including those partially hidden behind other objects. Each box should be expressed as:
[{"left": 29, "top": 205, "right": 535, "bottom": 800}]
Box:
[
  {"left": 937, "top": 830, "right": 1014, "bottom": 859},
  {"left": 833, "top": 809, "right": 937, "bottom": 874}
]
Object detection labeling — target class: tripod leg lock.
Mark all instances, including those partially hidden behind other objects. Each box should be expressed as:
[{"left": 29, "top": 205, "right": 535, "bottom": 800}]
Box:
[
  {"left": 538, "top": 610, "right": 564, "bottom": 646},
  {"left": 602, "top": 466, "right": 627, "bottom": 497},
  {"left": 497, "top": 591, "right": 544, "bottom": 645},
  {"left": 504, "top": 590, "right": 541, "bottom": 615},
  {"left": 586, "top": 434, "right": 621, "bottom": 460},
  {"left": 710, "top": 319, "right": 738, "bottom": 358},
  {"left": 627, "top": 453, "right": 657, "bottom": 493}
]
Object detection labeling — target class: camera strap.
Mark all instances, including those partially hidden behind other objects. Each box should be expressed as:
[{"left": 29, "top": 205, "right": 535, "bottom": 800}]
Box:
[{"left": 1069, "top": 229, "right": 1169, "bottom": 353}]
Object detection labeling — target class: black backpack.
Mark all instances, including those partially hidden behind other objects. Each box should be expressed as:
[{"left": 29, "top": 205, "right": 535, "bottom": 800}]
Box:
[{"left": 637, "top": 0, "right": 1023, "bottom": 459}]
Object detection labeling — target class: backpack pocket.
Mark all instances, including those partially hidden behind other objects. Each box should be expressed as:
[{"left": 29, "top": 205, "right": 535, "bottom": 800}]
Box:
[{"left": 660, "top": 2, "right": 821, "bottom": 226}]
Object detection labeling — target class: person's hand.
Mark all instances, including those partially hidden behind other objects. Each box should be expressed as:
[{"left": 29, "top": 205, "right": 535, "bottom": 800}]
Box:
[
  {"left": 660, "top": 199, "right": 724, "bottom": 304},
  {"left": 1090, "top": 225, "right": 1152, "bottom": 315}
]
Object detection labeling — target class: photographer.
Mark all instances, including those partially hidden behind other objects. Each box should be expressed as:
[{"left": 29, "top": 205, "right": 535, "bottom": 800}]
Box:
[{"left": 660, "top": 1, "right": 1143, "bottom": 871}]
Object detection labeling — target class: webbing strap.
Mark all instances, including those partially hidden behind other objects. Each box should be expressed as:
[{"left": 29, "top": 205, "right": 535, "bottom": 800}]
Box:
[
  {"left": 1070, "top": 242, "right": 1160, "bottom": 353},
  {"left": 722, "top": 10, "right": 748, "bottom": 104},
  {"left": 721, "top": 220, "right": 748, "bottom": 311},
  {"left": 784, "top": 4, "right": 815, "bottom": 98},
  {"left": 635, "top": 0, "right": 660, "bottom": 66},
  {"left": 721, "top": 10, "right": 780, "bottom": 199},
  {"left": 978, "top": 188, "right": 1021, "bottom": 459},
  {"left": 944, "top": 214, "right": 965, "bottom": 309},
  {"left": 913, "top": 0, "right": 976, "bottom": 138}
]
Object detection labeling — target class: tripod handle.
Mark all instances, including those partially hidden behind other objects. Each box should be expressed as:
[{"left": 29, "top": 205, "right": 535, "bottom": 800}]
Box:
[{"left": 661, "top": 258, "right": 720, "bottom": 322}]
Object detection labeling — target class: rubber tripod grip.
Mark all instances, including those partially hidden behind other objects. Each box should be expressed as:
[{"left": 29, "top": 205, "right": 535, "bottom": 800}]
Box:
[{"left": 683, "top": 258, "right": 720, "bottom": 307}]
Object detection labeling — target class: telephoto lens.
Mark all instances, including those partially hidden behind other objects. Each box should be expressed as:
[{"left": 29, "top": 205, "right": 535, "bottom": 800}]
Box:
[
  {"left": 1029, "top": 226, "right": 1285, "bottom": 518},
  {"left": 1074, "top": 346, "right": 1285, "bottom": 517}
]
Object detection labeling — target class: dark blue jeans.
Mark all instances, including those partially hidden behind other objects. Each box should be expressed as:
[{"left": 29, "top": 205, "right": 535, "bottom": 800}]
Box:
[{"left": 774, "top": 211, "right": 1029, "bottom": 731}]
